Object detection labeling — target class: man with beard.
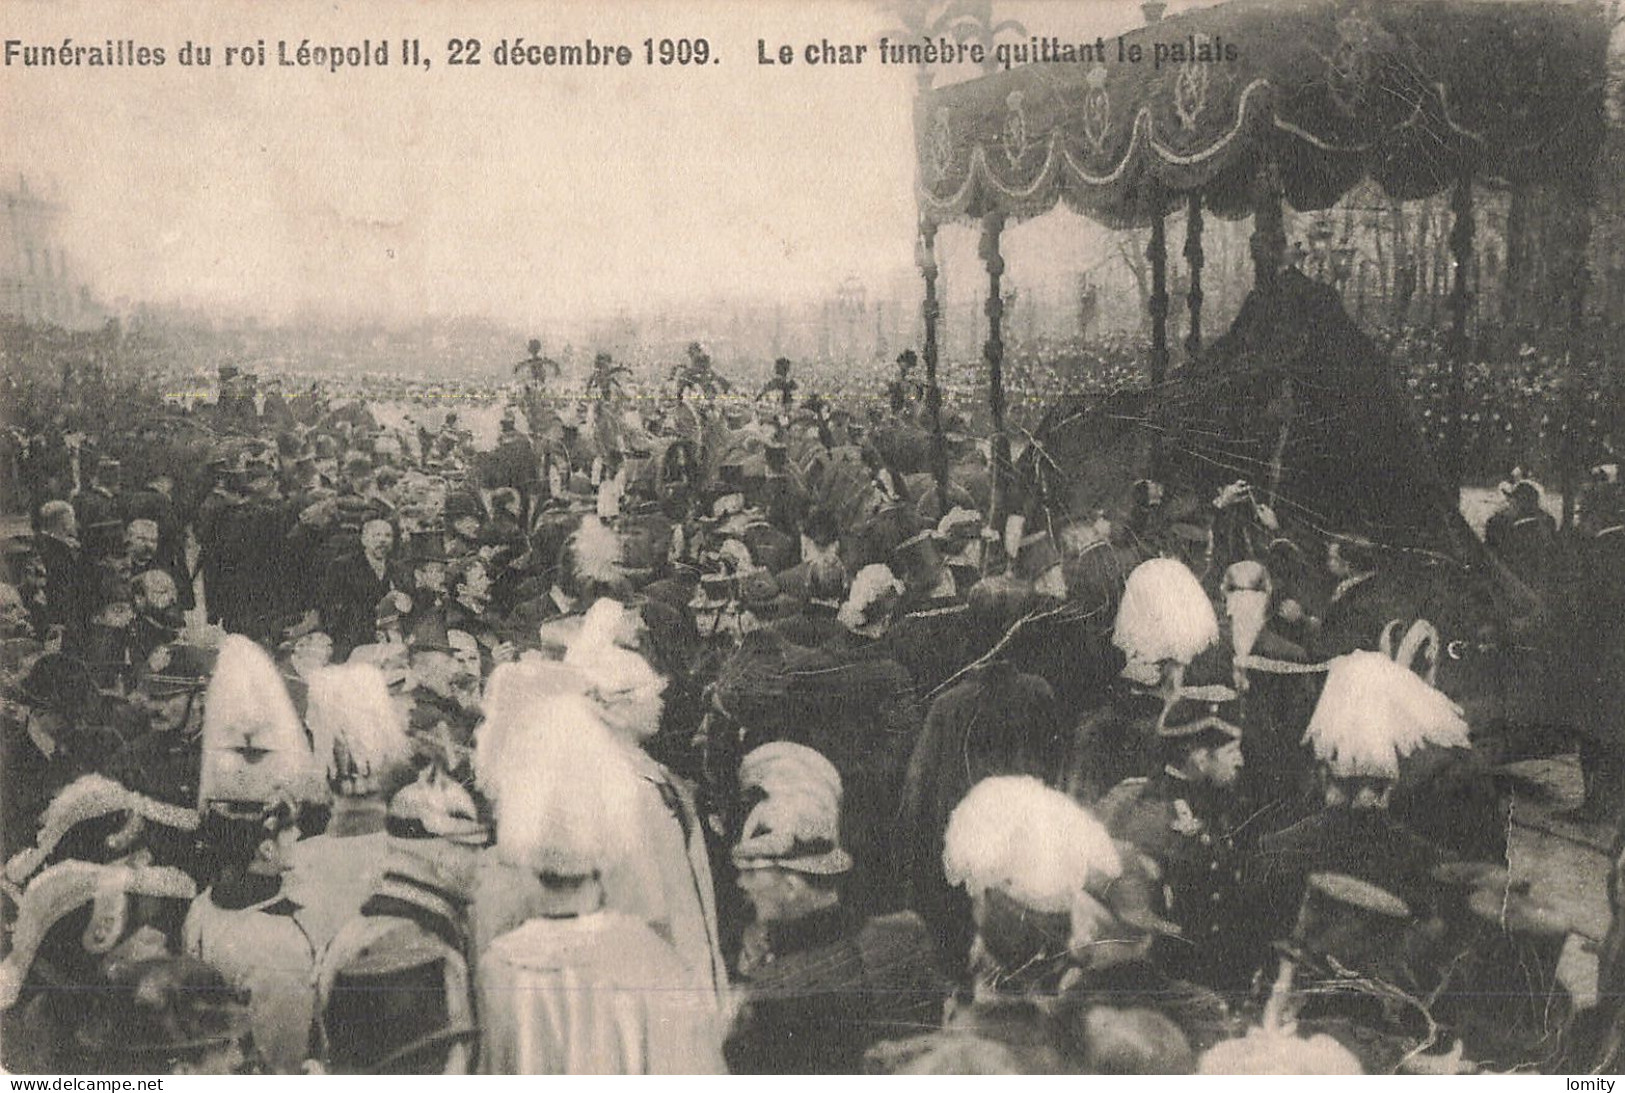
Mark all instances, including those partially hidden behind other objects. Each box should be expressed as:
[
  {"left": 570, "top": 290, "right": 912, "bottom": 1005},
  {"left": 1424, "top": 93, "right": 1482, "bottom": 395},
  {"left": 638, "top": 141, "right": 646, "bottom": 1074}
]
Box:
[
  {"left": 404, "top": 630, "right": 481, "bottom": 765},
  {"left": 129, "top": 570, "right": 184, "bottom": 665},
  {"left": 111, "top": 643, "right": 216, "bottom": 823},
  {"left": 322, "top": 519, "right": 401, "bottom": 660},
  {"left": 124, "top": 473, "right": 194, "bottom": 611},
  {"left": 443, "top": 556, "right": 496, "bottom": 651},
  {"left": 35, "top": 500, "right": 91, "bottom": 653},
  {"left": 1100, "top": 688, "right": 1252, "bottom": 993}
]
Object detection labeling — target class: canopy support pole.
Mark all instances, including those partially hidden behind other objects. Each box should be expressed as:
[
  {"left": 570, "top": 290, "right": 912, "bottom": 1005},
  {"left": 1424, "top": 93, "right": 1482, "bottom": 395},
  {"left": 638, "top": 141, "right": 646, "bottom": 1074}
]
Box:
[
  {"left": 1446, "top": 171, "right": 1474, "bottom": 491},
  {"left": 1148, "top": 191, "right": 1169, "bottom": 479},
  {"left": 1560, "top": 189, "right": 1595, "bottom": 533},
  {"left": 1251, "top": 159, "right": 1286, "bottom": 292},
  {"left": 918, "top": 219, "right": 950, "bottom": 514},
  {"left": 980, "top": 212, "right": 1010, "bottom": 535},
  {"left": 1149, "top": 194, "right": 1170, "bottom": 387},
  {"left": 1184, "top": 192, "right": 1205, "bottom": 358}
]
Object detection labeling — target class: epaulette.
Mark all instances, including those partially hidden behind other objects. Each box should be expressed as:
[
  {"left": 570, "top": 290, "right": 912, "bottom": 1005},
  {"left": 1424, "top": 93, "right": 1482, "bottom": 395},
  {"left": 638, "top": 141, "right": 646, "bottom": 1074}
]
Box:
[{"left": 1095, "top": 776, "right": 1151, "bottom": 828}]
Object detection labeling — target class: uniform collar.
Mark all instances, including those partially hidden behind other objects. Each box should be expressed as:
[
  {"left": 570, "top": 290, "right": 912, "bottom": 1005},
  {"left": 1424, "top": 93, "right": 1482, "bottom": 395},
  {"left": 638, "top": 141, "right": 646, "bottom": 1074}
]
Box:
[{"left": 764, "top": 901, "right": 852, "bottom": 956}]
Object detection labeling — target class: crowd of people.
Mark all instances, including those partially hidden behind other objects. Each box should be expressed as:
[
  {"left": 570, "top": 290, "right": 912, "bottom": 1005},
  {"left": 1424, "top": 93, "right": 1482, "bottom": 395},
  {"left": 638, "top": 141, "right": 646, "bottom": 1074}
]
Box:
[{"left": 2, "top": 337, "right": 1625, "bottom": 1076}]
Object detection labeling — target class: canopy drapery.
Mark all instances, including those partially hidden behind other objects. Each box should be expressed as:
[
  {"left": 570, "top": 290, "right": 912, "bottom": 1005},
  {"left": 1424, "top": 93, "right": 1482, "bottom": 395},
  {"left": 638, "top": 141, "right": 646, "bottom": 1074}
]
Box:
[{"left": 915, "top": 0, "right": 1608, "bottom": 228}]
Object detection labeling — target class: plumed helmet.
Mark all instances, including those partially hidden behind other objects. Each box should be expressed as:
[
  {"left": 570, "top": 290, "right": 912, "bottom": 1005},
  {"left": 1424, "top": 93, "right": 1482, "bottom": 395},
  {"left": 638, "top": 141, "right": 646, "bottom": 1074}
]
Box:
[
  {"left": 489, "top": 693, "right": 641, "bottom": 878},
  {"left": 1112, "top": 558, "right": 1218, "bottom": 666},
  {"left": 1304, "top": 651, "right": 1470, "bottom": 781},
  {"left": 198, "top": 636, "right": 319, "bottom": 813},
  {"left": 305, "top": 663, "right": 413, "bottom": 795},
  {"left": 0, "top": 860, "right": 197, "bottom": 1011},
  {"left": 386, "top": 763, "right": 486, "bottom": 846},
  {"left": 4, "top": 774, "right": 198, "bottom": 888},
  {"left": 563, "top": 599, "right": 666, "bottom": 742},
  {"left": 838, "top": 563, "right": 904, "bottom": 636},
  {"left": 474, "top": 658, "right": 589, "bottom": 798},
  {"left": 943, "top": 775, "right": 1121, "bottom": 916},
  {"left": 733, "top": 741, "right": 851, "bottom": 875}
]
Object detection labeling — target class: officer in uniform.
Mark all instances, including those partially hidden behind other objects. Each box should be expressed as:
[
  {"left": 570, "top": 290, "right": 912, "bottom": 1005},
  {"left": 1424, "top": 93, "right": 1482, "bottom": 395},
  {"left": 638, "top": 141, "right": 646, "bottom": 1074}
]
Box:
[{"left": 1099, "top": 682, "right": 1251, "bottom": 993}]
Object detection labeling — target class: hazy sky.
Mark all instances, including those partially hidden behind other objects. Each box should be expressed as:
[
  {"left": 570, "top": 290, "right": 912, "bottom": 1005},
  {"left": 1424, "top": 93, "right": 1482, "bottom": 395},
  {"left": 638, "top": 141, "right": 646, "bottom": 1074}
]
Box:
[{"left": 4, "top": 0, "right": 1168, "bottom": 327}]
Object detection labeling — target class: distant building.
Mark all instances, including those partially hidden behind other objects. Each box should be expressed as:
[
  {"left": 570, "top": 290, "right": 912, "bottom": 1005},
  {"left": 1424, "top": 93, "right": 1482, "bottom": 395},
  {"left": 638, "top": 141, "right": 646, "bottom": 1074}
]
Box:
[{"left": 2, "top": 173, "right": 101, "bottom": 328}]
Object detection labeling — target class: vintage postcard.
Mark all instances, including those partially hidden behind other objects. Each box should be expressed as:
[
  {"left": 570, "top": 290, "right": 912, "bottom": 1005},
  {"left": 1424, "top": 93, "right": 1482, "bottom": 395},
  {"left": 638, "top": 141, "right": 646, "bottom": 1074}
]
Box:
[{"left": 2, "top": 0, "right": 1622, "bottom": 1078}]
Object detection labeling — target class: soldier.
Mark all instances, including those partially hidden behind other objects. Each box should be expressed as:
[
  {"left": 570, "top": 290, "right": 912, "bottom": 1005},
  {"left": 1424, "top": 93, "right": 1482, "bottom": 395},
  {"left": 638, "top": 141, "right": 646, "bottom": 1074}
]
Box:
[
  {"left": 563, "top": 599, "right": 730, "bottom": 1010},
  {"left": 1, "top": 857, "right": 201, "bottom": 1073},
  {"left": 726, "top": 742, "right": 947, "bottom": 1075},
  {"left": 869, "top": 776, "right": 1198, "bottom": 1074},
  {"left": 1098, "top": 686, "right": 1251, "bottom": 992},
  {"left": 182, "top": 800, "right": 319, "bottom": 1074},
  {"left": 1238, "top": 651, "right": 1473, "bottom": 980},
  {"left": 313, "top": 763, "right": 485, "bottom": 1074},
  {"left": 476, "top": 685, "right": 725, "bottom": 1074},
  {"left": 899, "top": 658, "right": 1066, "bottom": 975},
  {"left": 1485, "top": 479, "right": 1558, "bottom": 592},
  {"left": 291, "top": 662, "right": 414, "bottom": 954}
]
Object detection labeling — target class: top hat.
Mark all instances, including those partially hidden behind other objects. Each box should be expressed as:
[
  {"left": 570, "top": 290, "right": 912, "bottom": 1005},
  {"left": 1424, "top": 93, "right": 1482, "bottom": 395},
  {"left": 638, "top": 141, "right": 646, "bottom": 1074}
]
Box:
[
  {"left": 891, "top": 531, "right": 944, "bottom": 581},
  {"left": 324, "top": 945, "right": 475, "bottom": 1075}
]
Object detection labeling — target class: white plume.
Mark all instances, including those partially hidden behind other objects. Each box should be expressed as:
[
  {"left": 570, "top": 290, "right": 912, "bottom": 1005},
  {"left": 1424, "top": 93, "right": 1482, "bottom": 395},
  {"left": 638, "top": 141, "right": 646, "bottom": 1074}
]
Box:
[
  {"left": 475, "top": 659, "right": 588, "bottom": 797},
  {"left": 839, "top": 563, "right": 903, "bottom": 632},
  {"left": 943, "top": 775, "right": 1121, "bottom": 915},
  {"left": 490, "top": 693, "right": 641, "bottom": 877},
  {"left": 569, "top": 515, "right": 624, "bottom": 586},
  {"left": 199, "top": 635, "right": 316, "bottom": 808},
  {"left": 1304, "top": 651, "right": 1471, "bottom": 780},
  {"left": 304, "top": 663, "right": 412, "bottom": 784},
  {"left": 1113, "top": 558, "right": 1219, "bottom": 665}
]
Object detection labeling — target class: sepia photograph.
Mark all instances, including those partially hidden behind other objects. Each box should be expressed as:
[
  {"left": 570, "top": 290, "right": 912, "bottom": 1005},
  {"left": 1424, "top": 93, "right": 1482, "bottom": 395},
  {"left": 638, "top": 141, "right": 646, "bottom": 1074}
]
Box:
[{"left": 2, "top": 0, "right": 1624, "bottom": 1077}]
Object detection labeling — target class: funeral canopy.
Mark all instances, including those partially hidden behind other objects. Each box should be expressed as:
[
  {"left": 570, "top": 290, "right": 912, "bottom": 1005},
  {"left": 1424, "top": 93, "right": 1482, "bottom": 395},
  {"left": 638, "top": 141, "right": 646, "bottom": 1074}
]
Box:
[{"left": 914, "top": 0, "right": 1609, "bottom": 229}]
